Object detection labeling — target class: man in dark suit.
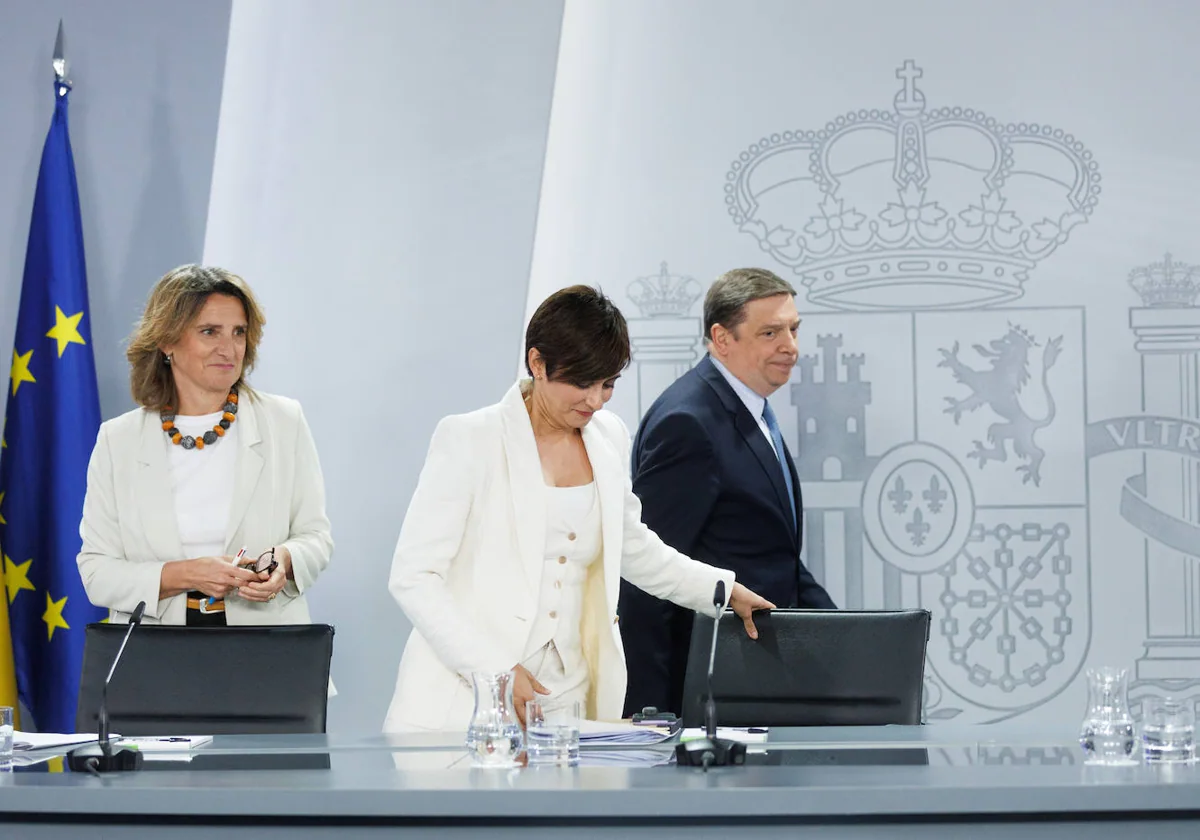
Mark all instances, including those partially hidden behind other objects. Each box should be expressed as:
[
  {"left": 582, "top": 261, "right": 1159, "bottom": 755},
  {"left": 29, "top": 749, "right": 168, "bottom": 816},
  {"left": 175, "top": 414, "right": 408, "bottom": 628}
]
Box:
[{"left": 619, "top": 267, "right": 836, "bottom": 717}]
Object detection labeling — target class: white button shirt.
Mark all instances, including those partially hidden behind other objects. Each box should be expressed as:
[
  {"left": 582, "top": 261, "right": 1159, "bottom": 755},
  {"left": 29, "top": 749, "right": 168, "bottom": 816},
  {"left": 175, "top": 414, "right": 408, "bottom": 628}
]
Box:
[
  {"left": 167, "top": 410, "right": 238, "bottom": 560},
  {"left": 708, "top": 356, "right": 777, "bottom": 455}
]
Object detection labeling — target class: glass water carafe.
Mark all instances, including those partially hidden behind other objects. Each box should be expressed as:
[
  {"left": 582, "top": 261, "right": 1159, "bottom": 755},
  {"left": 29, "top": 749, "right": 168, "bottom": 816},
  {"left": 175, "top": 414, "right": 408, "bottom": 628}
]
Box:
[
  {"left": 1079, "top": 666, "right": 1136, "bottom": 765},
  {"left": 466, "top": 670, "right": 523, "bottom": 768}
]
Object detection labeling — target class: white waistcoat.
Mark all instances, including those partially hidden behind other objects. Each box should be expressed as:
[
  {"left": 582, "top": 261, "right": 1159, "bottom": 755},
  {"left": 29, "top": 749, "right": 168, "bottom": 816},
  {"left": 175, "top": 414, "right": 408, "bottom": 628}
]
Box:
[{"left": 523, "top": 483, "right": 601, "bottom": 704}]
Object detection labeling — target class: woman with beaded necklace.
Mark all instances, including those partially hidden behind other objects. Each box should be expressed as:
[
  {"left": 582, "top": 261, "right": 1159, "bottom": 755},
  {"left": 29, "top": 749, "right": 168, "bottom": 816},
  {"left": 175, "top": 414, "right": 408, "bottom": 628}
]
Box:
[{"left": 77, "top": 264, "right": 333, "bottom": 628}]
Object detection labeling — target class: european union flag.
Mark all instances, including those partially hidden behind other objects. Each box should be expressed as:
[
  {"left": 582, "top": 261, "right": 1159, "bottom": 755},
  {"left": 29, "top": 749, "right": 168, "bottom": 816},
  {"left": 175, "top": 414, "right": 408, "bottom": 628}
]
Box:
[{"left": 0, "top": 75, "right": 107, "bottom": 733}]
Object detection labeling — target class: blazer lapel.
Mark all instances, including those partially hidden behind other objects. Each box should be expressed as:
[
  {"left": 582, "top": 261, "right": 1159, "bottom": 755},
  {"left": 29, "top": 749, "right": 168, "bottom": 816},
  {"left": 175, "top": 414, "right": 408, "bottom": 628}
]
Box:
[
  {"left": 734, "top": 410, "right": 797, "bottom": 538},
  {"left": 224, "top": 393, "right": 264, "bottom": 551},
  {"left": 500, "top": 381, "right": 546, "bottom": 601},
  {"left": 581, "top": 422, "right": 623, "bottom": 614},
  {"left": 697, "top": 357, "right": 798, "bottom": 542},
  {"left": 134, "top": 411, "right": 185, "bottom": 562}
]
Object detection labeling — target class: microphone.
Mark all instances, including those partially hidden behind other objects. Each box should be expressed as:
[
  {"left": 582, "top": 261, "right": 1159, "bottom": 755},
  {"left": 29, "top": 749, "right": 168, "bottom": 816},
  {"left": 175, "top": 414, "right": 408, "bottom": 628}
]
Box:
[
  {"left": 675, "top": 581, "right": 747, "bottom": 770},
  {"left": 67, "top": 601, "right": 147, "bottom": 774},
  {"left": 704, "top": 580, "right": 724, "bottom": 741}
]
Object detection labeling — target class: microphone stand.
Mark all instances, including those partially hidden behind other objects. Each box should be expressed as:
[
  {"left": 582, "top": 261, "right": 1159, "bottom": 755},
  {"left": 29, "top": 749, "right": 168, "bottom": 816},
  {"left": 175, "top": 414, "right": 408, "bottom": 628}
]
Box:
[
  {"left": 675, "top": 582, "right": 747, "bottom": 770},
  {"left": 67, "top": 602, "right": 147, "bottom": 774}
]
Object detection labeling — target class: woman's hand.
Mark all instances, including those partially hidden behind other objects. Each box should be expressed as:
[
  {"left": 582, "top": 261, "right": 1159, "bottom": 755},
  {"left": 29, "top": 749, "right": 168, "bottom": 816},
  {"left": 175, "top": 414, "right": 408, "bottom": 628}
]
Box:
[
  {"left": 185, "top": 556, "right": 258, "bottom": 599},
  {"left": 728, "top": 583, "right": 776, "bottom": 641},
  {"left": 511, "top": 664, "right": 550, "bottom": 726},
  {"left": 238, "top": 565, "right": 287, "bottom": 603},
  {"left": 236, "top": 546, "right": 293, "bottom": 603}
]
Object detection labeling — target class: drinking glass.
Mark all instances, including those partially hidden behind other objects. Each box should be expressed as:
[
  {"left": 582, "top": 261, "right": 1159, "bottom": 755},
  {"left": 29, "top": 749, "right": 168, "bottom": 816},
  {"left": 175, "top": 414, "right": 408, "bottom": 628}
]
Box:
[
  {"left": 525, "top": 698, "right": 581, "bottom": 767},
  {"left": 1141, "top": 696, "right": 1195, "bottom": 763}
]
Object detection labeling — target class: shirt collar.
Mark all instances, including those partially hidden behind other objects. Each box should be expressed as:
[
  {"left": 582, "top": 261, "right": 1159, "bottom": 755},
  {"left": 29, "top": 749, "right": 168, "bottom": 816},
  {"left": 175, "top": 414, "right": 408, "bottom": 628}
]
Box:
[{"left": 708, "top": 355, "right": 767, "bottom": 421}]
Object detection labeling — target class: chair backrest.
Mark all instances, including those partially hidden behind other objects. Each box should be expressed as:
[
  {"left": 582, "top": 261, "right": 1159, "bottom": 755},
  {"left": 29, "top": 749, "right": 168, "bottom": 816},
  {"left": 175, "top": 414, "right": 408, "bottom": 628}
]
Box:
[
  {"left": 681, "top": 609, "right": 930, "bottom": 727},
  {"left": 76, "top": 623, "right": 334, "bottom": 735}
]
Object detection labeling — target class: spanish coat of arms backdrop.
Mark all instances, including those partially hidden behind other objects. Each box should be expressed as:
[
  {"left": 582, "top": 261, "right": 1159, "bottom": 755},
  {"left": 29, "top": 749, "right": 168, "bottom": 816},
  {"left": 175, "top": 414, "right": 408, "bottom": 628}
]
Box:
[{"left": 524, "top": 0, "right": 1200, "bottom": 730}]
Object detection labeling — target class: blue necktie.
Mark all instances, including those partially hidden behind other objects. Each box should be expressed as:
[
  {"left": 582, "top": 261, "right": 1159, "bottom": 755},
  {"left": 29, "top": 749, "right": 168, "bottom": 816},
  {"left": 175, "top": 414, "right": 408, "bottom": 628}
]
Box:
[{"left": 762, "top": 401, "right": 797, "bottom": 531}]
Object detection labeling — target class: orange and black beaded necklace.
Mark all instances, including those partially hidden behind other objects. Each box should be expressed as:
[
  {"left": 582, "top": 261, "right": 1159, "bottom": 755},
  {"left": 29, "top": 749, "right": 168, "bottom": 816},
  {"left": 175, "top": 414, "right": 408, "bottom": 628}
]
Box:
[{"left": 160, "top": 389, "right": 238, "bottom": 451}]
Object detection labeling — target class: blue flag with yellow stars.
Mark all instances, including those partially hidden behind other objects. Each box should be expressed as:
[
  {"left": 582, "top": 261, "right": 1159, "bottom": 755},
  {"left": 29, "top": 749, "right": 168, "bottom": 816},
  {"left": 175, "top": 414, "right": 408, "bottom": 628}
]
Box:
[{"left": 0, "top": 75, "right": 106, "bottom": 733}]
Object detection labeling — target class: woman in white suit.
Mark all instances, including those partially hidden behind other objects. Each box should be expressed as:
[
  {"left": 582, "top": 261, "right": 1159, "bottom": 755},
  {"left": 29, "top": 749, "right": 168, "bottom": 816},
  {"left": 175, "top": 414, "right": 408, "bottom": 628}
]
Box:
[
  {"left": 77, "top": 264, "right": 333, "bottom": 627},
  {"left": 384, "top": 286, "right": 774, "bottom": 732}
]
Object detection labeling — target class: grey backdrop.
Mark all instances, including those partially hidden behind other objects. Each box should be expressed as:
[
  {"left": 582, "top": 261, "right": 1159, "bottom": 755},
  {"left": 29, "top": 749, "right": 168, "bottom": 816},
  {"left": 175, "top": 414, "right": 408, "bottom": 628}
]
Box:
[
  {"left": 0, "top": 0, "right": 564, "bottom": 736},
  {"left": 0, "top": 0, "right": 232, "bottom": 420},
  {"left": 201, "top": 0, "right": 564, "bottom": 733}
]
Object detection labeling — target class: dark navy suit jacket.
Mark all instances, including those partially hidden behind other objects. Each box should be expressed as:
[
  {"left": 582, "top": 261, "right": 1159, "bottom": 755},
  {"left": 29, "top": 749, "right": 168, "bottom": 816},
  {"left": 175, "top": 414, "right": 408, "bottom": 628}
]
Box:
[{"left": 618, "top": 355, "right": 836, "bottom": 716}]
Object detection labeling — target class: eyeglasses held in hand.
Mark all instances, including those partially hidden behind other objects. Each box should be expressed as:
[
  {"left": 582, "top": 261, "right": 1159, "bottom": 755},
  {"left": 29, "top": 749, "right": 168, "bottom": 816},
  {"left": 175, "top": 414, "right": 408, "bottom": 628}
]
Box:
[{"left": 238, "top": 547, "right": 278, "bottom": 576}]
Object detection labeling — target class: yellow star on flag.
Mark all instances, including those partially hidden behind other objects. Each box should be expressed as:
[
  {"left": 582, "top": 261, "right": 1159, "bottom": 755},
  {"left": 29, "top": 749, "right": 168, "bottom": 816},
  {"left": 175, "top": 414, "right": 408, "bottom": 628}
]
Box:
[
  {"left": 0, "top": 490, "right": 5, "bottom": 525},
  {"left": 43, "top": 592, "right": 70, "bottom": 641},
  {"left": 9, "top": 349, "right": 35, "bottom": 397},
  {"left": 45, "top": 306, "right": 86, "bottom": 357},
  {"left": 4, "top": 554, "right": 35, "bottom": 604}
]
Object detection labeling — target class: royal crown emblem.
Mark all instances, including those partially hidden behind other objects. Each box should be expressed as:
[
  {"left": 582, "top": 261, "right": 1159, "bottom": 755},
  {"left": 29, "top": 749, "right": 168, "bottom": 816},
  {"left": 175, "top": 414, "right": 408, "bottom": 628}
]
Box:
[
  {"left": 1128, "top": 253, "right": 1200, "bottom": 308},
  {"left": 626, "top": 261, "right": 703, "bottom": 318},
  {"left": 725, "top": 60, "right": 1101, "bottom": 311}
]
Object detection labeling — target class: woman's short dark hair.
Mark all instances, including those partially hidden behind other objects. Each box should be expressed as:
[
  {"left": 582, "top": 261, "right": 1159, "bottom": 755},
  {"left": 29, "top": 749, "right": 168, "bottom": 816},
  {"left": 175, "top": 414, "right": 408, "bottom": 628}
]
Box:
[{"left": 525, "top": 285, "right": 631, "bottom": 386}]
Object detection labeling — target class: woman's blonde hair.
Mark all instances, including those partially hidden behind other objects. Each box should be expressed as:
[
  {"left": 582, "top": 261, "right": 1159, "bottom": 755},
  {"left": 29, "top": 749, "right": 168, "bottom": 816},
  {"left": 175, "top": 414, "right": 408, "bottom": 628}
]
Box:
[{"left": 126, "top": 264, "right": 266, "bottom": 410}]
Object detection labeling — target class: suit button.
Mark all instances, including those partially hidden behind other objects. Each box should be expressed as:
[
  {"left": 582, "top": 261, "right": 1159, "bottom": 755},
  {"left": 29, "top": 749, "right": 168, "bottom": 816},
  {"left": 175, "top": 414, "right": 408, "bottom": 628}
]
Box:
[
  {"left": 554, "top": 580, "right": 562, "bottom": 590},
  {"left": 549, "top": 610, "right": 557, "bottom": 619},
  {"left": 567, "top": 532, "right": 576, "bottom": 541},
  {"left": 558, "top": 556, "right": 567, "bottom": 564}
]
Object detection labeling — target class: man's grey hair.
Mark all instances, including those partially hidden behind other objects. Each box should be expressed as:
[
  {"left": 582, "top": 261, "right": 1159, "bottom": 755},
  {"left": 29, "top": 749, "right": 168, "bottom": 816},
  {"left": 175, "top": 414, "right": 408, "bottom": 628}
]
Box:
[{"left": 703, "top": 267, "right": 797, "bottom": 341}]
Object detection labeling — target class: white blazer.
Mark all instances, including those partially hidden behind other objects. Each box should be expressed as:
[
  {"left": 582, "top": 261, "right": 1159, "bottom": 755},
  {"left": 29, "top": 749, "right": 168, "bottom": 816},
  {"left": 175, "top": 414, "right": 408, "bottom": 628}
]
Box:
[
  {"left": 383, "top": 380, "right": 734, "bottom": 732},
  {"left": 77, "top": 391, "right": 334, "bottom": 626}
]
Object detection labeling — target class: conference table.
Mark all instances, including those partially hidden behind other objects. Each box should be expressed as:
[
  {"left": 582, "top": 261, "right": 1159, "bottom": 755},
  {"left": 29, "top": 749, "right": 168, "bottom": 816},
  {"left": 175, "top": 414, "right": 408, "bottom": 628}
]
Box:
[{"left": 2, "top": 722, "right": 1199, "bottom": 838}]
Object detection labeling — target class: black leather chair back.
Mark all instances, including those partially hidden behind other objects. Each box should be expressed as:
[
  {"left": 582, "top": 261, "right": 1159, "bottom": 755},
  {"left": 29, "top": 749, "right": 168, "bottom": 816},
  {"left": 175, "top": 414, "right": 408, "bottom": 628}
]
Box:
[
  {"left": 76, "top": 623, "right": 334, "bottom": 735},
  {"left": 681, "top": 609, "right": 930, "bottom": 727}
]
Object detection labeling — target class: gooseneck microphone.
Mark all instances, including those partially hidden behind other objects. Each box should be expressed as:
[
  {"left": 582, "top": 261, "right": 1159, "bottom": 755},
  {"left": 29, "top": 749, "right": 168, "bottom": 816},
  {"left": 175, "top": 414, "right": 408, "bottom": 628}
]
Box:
[
  {"left": 67, "top": 601, "right": 147, "bottom": 774},
  {"left": 704, "top": 581, "right": 724, "bottom": 742},
  {"left": 675, "top": 581, "right": 748, "bottom": 770}
]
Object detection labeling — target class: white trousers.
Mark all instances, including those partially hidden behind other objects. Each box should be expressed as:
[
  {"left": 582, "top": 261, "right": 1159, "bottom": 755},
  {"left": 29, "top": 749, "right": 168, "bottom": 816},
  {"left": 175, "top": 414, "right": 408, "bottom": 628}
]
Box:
[{"left": 522, "top": 640, "right": 589, "bottom": 714}]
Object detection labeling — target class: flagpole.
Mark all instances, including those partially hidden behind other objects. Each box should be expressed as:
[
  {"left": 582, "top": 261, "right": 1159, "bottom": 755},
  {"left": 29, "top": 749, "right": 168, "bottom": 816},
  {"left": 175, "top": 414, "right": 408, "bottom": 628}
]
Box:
[{"left": 1, "top": 18, "right": 107, "bottom": 736}]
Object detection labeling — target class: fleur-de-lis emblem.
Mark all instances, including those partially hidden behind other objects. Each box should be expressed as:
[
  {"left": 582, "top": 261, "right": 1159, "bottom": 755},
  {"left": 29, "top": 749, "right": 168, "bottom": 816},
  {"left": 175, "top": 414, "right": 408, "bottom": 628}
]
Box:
[
  {"left": 888, "top": 476, "right": 913, "bottom": 513},
  {"left": 906, "top": 508, "right": 931, "bottom": 547},
  {"left": 923, "top": 475, "right": 948, "bottom": 514}
]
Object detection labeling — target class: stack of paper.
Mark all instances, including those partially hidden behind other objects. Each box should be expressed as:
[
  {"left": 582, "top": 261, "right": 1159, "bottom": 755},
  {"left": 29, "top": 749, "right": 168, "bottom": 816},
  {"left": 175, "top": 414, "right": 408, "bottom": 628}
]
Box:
[
  {"left": 8, "top": 732, "right": 111, "bottom": 767},
  {"left": 125, "top": 736, "right": 213, "bottom": 751},
  {"left": 11, "top": 731, "right": 103, "bottom": 752},
  {"left": 577, "top": 720, "right": 674, "bottom": 745},
  {"left": 125, "top": 735, "right": 213, "bottom": 763},
  {"left": 680, "top": 727, "right": 769, "bottom": 744}
]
